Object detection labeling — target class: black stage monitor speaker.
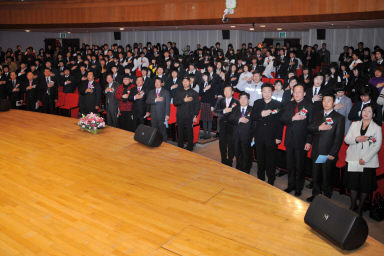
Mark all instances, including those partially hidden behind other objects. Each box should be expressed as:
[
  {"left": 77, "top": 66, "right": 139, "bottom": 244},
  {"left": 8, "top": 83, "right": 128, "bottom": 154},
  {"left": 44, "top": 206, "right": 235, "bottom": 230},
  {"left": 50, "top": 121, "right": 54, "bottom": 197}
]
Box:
[
  {"left": 114, "top": 32, "right": 121, "bottom": 41},
  {"left": 317, "top": 29, "right": 326, "bottom": 40},
  {"left": 0, "top": 99, "right": 11, "bottom": 111},
  {"left": 134, "top": 124, "right": 163, "bottom": 147},
  {"left": 222, "top": 30, "right": 230, "bottom": 40},
  {"left": 304, "top": 195, "right": 368, "bottom": 250}
]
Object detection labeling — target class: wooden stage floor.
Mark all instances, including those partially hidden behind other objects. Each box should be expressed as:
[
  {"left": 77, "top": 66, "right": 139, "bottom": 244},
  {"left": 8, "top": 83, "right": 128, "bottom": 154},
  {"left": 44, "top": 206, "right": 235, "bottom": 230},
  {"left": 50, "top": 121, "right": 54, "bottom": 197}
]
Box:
[{"left": 0, "top": 110, "right": 383, "bottom": 255}]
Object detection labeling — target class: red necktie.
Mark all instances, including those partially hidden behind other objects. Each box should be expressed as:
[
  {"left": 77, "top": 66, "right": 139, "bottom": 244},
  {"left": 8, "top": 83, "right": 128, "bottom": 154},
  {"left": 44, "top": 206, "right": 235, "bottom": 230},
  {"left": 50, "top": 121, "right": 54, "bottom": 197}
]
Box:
[{"left": 295, "top": 103, "right": 299, "bottom": 114}]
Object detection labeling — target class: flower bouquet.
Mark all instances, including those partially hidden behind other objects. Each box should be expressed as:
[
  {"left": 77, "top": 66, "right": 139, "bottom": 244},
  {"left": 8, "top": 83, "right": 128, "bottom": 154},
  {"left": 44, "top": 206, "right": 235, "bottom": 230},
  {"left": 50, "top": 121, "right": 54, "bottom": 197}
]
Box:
[{"left": 78, "top": 112, "right": 106, "bottom": 134}]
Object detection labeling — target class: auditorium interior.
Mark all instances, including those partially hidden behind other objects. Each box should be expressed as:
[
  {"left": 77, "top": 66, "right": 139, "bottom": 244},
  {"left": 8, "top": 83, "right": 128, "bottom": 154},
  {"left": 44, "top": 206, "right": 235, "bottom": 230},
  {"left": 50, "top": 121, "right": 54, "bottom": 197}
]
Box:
[{"left": 0, "top": 0, "right": 384, "bottom": 255}]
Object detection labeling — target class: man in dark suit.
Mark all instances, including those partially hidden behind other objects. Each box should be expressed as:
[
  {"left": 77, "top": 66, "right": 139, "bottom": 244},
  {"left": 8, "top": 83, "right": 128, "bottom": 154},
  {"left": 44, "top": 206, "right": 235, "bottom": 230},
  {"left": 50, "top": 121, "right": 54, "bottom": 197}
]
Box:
[
  {"left": 146, "top": 77, "right": 170, "bottom": 142},
  {"left": 214, "top": 85, "right": 239, "bottom": 166},
  {"left": 141, "top": 68, "right": 154, "bottom": 91},
  {"left": 0, "top": 68, "right": 9, "bottom": 100},
  {"left": 129, "top": 76, "right": 148, "bottom": 130},
  {"left": 287, "top": 51, "right": 298, "bottom": 74},
  {"left": 307, "top": 93, "right": 345, "bottom": 201},
  {"left": 24, "top": 71, "right": 38, "bottom": 111},
  {"left": 251, "top": 83, "right": 283, "bottom": 185},
  {"left": 164, "top": 69, "right": 181, "bottom": 100},
  {"left": 275, "top": 49, "right": 289, "bottom": 79},
  {"left": 37, "top": 68, "right": 58, "bottom": 114},
  {"left": 104, "top": 73, "right": 120, "bottom": 127},
  {"left": 174, "top": 76, "right": 201, "bottom": 151},
  {"left": 60, "top": 67, "right": 76, "bottom": 93},
  {"left": 7, "top": 71, "right": 24, "bottom": 109},
  {"left": 111, "top": 65, "right": 123, "bottom": 84},
  {"left": 281, "top": 76, "right": 298, "bottom": 105},
  {"left": 348, "top": 85, "right": 383, "bottom": 125},
  {"left": 281, "top": 84, "right": 313, "bottom": 196},
  {"left": 79, "top": 71, "right": 101, "bottom": 115},
  {"left": 229, "top": 92, "right": 253, "bottom": 173}
]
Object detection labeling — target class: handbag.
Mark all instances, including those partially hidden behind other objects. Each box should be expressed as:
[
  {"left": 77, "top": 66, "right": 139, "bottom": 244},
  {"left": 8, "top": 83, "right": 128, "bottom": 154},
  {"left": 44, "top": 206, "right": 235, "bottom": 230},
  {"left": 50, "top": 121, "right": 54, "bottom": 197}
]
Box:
[{"left": 370, "top": 192, "right": 384, "bottom": 221}]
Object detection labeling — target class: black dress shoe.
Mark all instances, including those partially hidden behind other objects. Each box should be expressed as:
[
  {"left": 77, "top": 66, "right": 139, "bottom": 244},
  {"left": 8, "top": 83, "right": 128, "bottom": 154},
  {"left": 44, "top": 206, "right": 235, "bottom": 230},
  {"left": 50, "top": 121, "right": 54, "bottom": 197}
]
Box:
[
  {"left": 284, "top": 187, "right": 295, "bottom": 193},
  {"left": 295, "top": 190, "right": 302, "bottom": 197},
  {"left": 306, "top": 196, "right": 315, "bottom": 202}
]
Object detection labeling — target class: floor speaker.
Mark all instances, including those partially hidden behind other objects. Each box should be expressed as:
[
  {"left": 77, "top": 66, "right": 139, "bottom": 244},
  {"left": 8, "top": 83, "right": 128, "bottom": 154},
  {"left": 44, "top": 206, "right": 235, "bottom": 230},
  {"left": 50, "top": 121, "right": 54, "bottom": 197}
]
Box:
[
  {"left": 134, "top": 124, "right": 163, "bottom": 147},
  {"left": 304, "top": 195, "right": 368, "bottom": 250}
]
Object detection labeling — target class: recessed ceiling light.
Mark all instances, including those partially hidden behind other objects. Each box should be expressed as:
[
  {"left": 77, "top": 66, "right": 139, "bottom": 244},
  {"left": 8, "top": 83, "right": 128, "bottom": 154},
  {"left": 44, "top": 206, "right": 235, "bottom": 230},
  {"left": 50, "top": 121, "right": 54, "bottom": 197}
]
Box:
[
  {"left": 330, "top": 24, "right": 334, "bottom": 26},
  {"left": 259, "top": 25, "right": 266, "bottom": 28},
  {"left": 25, "top": 29, "right": 30, "bottom": 32},
  {"left": 277, "top": 28, "right": 283, "bottom": 31},
  {"left": 67, "top": 32, "right": 71, "bottom": 34},
  {"left": 230, "top": 25, "right": 236, "bottom": 28},
  {"left": 249, "top": 28, "right": 255, "bottom": 31},
  {"left": 119, "top": 28, "right": 125, "bottom": 31}
]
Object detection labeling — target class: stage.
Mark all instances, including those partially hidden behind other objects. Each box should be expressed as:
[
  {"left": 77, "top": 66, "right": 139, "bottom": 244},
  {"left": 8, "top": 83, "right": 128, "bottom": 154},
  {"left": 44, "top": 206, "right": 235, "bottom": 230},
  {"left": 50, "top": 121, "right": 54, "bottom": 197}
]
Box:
[{"left": 0, "top": 110, "right": 383, "bottom": 256}]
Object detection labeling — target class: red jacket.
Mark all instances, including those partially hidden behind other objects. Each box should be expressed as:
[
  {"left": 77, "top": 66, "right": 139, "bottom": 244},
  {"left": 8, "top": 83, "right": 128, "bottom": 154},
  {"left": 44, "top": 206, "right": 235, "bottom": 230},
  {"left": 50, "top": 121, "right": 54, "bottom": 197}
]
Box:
[{"left": 115, "top": 84, "right": 134, "bottom": 111}]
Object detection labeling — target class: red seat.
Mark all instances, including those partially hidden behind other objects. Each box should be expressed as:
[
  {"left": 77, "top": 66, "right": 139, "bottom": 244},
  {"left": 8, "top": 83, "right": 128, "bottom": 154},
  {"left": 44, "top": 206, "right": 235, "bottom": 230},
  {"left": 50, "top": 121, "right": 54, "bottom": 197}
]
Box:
[
  {"left": 233, "top": 92, "right": 240, "bottom": 100},
  {"left": 168, "top": 104, "right": 177, "bottom": 124},
  {"left": 262, "top": 78, "right": 270, "bottom": 83},
  {"left": 58, "top": 91, "right": 79, "bottom": 118},
  {"left": 193, "top": 125, "right": 200, "bottom": 143},
  {"left": 296, "top": 69, "right": 302, "bottom": 78},
  {"left": 270, "top": 78, "right": 284, "bottom": 85}
]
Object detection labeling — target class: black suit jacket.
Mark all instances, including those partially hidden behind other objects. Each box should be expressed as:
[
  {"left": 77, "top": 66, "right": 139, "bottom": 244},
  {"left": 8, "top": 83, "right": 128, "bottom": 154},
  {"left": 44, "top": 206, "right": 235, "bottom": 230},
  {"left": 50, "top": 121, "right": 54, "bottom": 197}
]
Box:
[
  {"left": 37, "top": 76, "right": 58, "bottom": 102},
  {"left": 128, "top": 85, "right": 148, "bottom": 118},
  {"left": 214, "top": 97, "right": 240, "bottom": 136},
  {"left": 305, "top": 85, "right": 332, "bottom": 113},
  {"left": 251, "top": 99, "right": 283, "bottom": 147},
  {"left": 281, "top": 99, "right": 314, "bottom": 149},
  {"left": 60, "top": 75, "right": 76, "bottom": 93},
  {"left": 308, "top": 110, "right": 345, "bottom": 160},
  {"left": 173, "top": 88, "right": 200, "bottom": 120},
  {"left": 229, "top": 105, "right": 253, "bottom": 142}
]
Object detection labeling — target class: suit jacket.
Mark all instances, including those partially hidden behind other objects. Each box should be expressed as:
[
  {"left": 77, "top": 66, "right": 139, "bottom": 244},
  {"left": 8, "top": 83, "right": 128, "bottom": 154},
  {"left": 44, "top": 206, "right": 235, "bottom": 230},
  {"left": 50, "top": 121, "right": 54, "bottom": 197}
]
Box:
[
  {"left": 305, "top": 85, "right": 332, "bottom": 113},
  {"left": 214, "top": 97, "right": 240, "bottom": 136},
  {"left": 348, "top": 101, "right": 383, "bottom": 126},
  {"left": 24, "top": 79, "right": 38, "bottom": 104},
  {"left": 79, "top": 80, "right": 101, "bottom": 111},
  {"left": 251, "top": 99, "right": 283, "bottom": 147},
  {"left": 308, "top": 110, "right": 345, "bottom": 160},
  {"left": 60, "top": 74, "right": 76, "bottom": 93},
  {"left": 38, "top": 75, "right": 58, "bottom": 102},
  {"left": 128, "top": 85, "right": 148, "bottom": 118},
  {"left": 146, "top": 87, "right": 170, "bottom": 122},
  {"left": 173, "top": 88, "right": 200, "bottom": 120},
  {"left": 287, "top": 58, "right": 298, "bottom": 73},
  {"left": 0, "top": 75, "right": 9, "bottom": 99},
  {"left": 164, "top": 77, "right": 182, "bottom": 99},
  {"left": 104, "top": 81, "right": 120, "bottom": 109},
  {"left": 281, "top": 99, "right": 313, "bottom": 149},
  {"left": 344, "top": 120, "right": 382, "bottom": 168},
  {"left": 281, "top": 89, "right": 293, "bottom": 105},
  {"left": 229, "top": 105, "right": 253, "bottom": 142}
]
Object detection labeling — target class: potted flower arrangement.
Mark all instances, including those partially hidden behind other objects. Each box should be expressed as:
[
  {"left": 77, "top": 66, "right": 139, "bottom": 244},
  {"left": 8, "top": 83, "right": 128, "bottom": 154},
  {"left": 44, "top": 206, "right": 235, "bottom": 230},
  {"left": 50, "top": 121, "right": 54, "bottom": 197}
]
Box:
[{"left": 78, "top": 112, "right": 106, "bottom": 134}]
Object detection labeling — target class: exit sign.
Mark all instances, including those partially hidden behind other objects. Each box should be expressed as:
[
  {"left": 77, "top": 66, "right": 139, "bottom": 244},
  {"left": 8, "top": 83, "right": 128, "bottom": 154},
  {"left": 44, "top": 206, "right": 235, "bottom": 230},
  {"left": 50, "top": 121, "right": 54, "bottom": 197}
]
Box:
[
  {"left": 59, "top": 33, "right": 67, "bottom": 38},
  {"left": 279, "top": 32, "right": 286, "bottom": 38}
]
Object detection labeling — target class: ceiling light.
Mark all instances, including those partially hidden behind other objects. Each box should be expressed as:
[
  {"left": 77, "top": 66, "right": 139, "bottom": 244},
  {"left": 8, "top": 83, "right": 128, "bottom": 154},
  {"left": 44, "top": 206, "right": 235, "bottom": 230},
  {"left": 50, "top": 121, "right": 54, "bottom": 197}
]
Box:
[
  {"left": 67, "top": 32, "right": 71, "bottom": 34},
  {"left": 25, "top": 29, "right": 30, "bottom": 32},
  {"left": 249, "top": 28, "right": 255, "bottom": 31},
  {"left": 259, "top": 25, "right": 266, "bottom": 28},
  {"left": 119, "top": 28, "right": 125, "bottom": 31},
  {"left": 277, "top": 28, "right": 283, "bottom": 31},
  {"left": 230, "top": 25, "right": 236, "bottom": 28}
]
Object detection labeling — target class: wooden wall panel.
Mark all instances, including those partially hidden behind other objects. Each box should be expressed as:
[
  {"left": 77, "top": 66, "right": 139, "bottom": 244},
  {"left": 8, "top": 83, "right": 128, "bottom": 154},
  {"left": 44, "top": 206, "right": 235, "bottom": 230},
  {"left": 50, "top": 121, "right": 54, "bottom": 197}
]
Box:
[{"left": 0, "top": 0, "right": 383, "bottom": 29}]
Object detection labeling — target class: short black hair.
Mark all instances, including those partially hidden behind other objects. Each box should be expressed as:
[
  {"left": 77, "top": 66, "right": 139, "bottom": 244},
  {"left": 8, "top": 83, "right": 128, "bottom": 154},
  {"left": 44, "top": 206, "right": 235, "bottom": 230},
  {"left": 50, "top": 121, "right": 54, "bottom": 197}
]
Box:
[
  {"left": 239, "top": 92, "right": 250, "bottom": 99},
  {"left": 322, "top": 93, "right": 335, "bottom": 102},
  {"left": 261, "top": 82, "right": 274, "bottom": 90},
  {"left": 293, "top": 84, "right": 305, "bottom": 91}
]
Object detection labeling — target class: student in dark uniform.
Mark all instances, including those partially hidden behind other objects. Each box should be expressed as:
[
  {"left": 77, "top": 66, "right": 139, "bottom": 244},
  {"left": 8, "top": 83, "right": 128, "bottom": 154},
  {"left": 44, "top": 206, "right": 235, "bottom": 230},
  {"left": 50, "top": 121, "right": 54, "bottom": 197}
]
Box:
[
  {"left": 104, "top": 73, "right": 120, "bottom": 127},
  {"left": 252, "top": 83, "right": 283, "bottom": 185},
  {"left": 8, "top": 71, "right": 24, "bottom": 109},
  {"left": 174, "top": 76, "right": 201, "bottom": 151},
  {"left": 307, "top": 93, "right": 345, "bottom": 202},
  {"left": 199, "top": 73, "right": 216, "bottom": 139},
  {"left": 229, "top": 92, "right": 253, "bottom": 173},
  {"left": 281, "top": 84, "right": 313, "bottom": 196},
  {"left": 60, "top": 67, "right": 76, "bottom": 93},
  {"left": 214, "top": 85, "right": 239, "bottom": 166}
]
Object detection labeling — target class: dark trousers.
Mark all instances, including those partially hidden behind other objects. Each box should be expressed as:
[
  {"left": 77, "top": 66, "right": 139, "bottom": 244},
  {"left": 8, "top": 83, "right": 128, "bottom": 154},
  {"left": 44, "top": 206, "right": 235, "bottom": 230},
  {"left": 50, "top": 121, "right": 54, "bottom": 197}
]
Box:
[
  {"left": 106, "top": 106, "right": 118, "bottom": 127},
  {"left": 41, "top": 98, "right": 55, "bottom": 114},
  {"left": 177, "top": 118, "right": 194, "bottom": 150},
  {"left": 152, "top": 118, "right": 167, "bottom": 142},
  {"left": 133, "top": 113, "right": 145, "bottom": 131},
  {"left": 235, "top": 137, "right": 252, "bottom": 173},
  {"left": 219, "top": 131, "right": 235, "bottom": 166},
  {"left": 312, "top": 159, "right": 336, "bottom": 197},
  {"left": 256, "top": 141, "right": 277, "bottom": 184},
  {"left": 286, "top": 146, "right": 306, "bottom": 192},
  {"left": 118, "top": 111, "right": 134, "bottom": 132}
]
